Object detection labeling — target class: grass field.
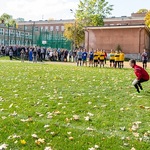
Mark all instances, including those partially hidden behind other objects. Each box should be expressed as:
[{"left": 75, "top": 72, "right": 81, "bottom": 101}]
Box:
[{"left": 0, "top": 60, "right": 150, "bottom": 150}]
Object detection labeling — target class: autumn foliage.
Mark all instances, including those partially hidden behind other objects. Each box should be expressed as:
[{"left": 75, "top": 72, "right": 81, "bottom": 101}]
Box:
[{"left": 145, "top": 10, "right": 150, "bottom": 28}]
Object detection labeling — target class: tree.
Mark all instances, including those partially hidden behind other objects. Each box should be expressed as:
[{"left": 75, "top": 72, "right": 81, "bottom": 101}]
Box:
[
  {"left": 64, "top": 0, "right": 113, "bottom": 48},
  {"left": 137, "top": 9, "right": 148, "bottom": 14},
  {"left": 145, "top": 10, "right": 150, "bottom": 28},
  {"left": 64, "top": 22, "right": 85, "bottom": 48},
  {"left": 76, "top": 0, "right": 113, "bottom": 26},
  {"left": 0, "top": 13, "right": 16, "bottom": 27}
]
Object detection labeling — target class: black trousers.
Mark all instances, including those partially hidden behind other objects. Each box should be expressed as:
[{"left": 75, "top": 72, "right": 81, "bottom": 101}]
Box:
[{"left": 134, "top": 79, "right": 148, "bottom": 93}]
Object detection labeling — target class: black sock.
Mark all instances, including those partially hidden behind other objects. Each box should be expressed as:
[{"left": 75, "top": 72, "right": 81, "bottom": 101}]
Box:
[
  {"left": 139, "top": 84, "right": 143, "bottom": 90},
  {"left": 134, "top": 85, "right": 140, "bottom": 93}
]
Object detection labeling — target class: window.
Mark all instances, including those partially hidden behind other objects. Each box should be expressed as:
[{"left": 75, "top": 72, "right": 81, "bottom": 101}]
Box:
[
  {"left": 35, "top": 26, "right": 38, "bottom": 31},
  {"left": 0, "top": 28, "right": 4, "bottom": 35},
  {"left": 11, "top": 40, "right": 15, "bottom": 45},
  {"left": 10, "top": 30, "right": 15, "bottom": 36},
  {"left": 50, "top": 26, "right": 54, "bottom": 31},
  {"left": 25, "top": 26, "right": 28, "bottom": 30},
  {"left": 25, "top": 32, "right": 29, "bottom": 38},
  {"left": 5, "top": 29, "right": 8, "bottom": 34},
  {"left": 56, "top": 26, "right": 59, "bottom": 31},
  {"left": 21, "top": 32, "right": 24, "bottom": 37},
  {"left": 41, "top": 26, "right": 43, "bottom": 31},
  {"left": 29, "top": 33, "right": 32, "bottom": 39},
  {"left": 45, "top": 26, "right": 48, "bottom": 31},
  {"left": 61, "top": 26, "right": 64, "bottom": 31},
  {"left": 0, "top": 39, "right": 4, "bottom": 44},
  {"left": 17, "top": 40, "right": 20, "bottom": 45},
  {"left": 17, "top": 31, "right": 20, "bottom": 37}
]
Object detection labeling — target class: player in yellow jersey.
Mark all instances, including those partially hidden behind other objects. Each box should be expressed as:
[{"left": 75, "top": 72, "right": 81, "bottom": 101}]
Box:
[
  {"left": 94, "top": 50, "right": 98, "bottom": 67},
  {"left": 114, "top": 51, "right": 120, "bottom": 68},
  {"left": 109, "top": 49, "right": 115, "bottom": 67},
  {"left": 119, "top": 50, "right": 125, "bottom": 68},
  {"left": 100, "top": 49, "right": 105, "bottom": 67},
  {"left": 97, "top": 49, "right": 101, "bottom": 65}
]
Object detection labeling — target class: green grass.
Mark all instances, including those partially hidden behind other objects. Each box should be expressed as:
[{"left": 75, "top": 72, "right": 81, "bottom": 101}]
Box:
[
  {"left": 0, "top": 61, "right": 150, "bottom": 150},
  {"left": 0, "top": 56, "right": 20, "bottom": 61},
  {"left": 0, "top": 56, "right": 10, "bottom": 60}
]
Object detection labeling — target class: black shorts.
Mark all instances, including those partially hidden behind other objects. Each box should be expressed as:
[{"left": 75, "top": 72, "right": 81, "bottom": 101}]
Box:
[
  {"left": 110, "top": 60, "right": 115, "bottom": 63},
  {"left": 89, "top": 58, "right": 93, "bottom": 61},
  {"left": 78, "top": 58, "right": 82, "bottom": 61},
  {"left": 100, "top": 60, "right": 104, "bottom": 62},
  {"left": 94, "top": 60, "right": 98, "bottom": 63},
  {"left": 139, "top": 79, "right": 148, "bottom": 83},
  {"left": 143, "top": 60, "right": 147, "bottom": 64}
]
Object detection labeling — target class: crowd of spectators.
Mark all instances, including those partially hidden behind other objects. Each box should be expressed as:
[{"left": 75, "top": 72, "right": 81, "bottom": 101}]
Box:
[{"left": 0, "top": 45, "right": 77, "bottom": 62}]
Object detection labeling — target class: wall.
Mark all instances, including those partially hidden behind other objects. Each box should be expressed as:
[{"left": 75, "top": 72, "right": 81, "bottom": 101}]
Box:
[
  {"left": 87, "top": 28, "right": 139, "bottom": 53},
  {"left": 85, "top": 27, "right": 150, "bottom": 59}
]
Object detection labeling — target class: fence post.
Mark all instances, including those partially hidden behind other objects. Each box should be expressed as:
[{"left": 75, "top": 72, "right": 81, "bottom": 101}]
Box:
[{"left": 7, "top": 23, "right": 9, "bottom": 46}]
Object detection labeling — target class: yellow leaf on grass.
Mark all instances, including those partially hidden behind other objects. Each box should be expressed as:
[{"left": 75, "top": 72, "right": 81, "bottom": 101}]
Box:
[{"left": 20, "top": 140, "right": 26, "bottom": 145}]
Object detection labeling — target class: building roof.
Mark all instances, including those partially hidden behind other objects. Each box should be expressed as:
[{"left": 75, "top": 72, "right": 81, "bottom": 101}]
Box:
[
  {"left": 85, "top": 25, "right": 148, "bottom": 30},
  {"left": 18, "top": 19, "right": 75, "bottom": 25},
  {"left": 104, "top": 16, "right": 144, "bottom": 22}
]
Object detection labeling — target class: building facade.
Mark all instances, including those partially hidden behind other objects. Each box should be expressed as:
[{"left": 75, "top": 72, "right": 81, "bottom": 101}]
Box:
[
  {"left": 85, "top": 25, "right": 150, "bottom": 59},
  {"left": 18, "top": 19, "right": 74, "bottom": 33},
  {"left": 0, "top": 24, "right": 34, "bottom": 46},
  {"left": 85, "top": 13, "right": 150, "bottom": 59},
  {"left": 18, "top": 20, "right": 74, "bottom": 49}
]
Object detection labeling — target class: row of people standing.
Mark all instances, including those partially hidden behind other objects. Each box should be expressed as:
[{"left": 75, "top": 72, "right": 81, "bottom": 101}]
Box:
[
  {"left": 109, "top": 50, "right": 125, "bottom": 68},
  {"left": 76, "top": 49, "right": 125, "bottom": 68},
  {"left": 21, "top": 48, "right": 69, "bottom": 62},
  {"left": 76, "top": 49, "right": 107, "bottom": 67},
  {"left": 76, "top": 48, "right": 149, "bottom": 69},
  {"left": 92, "top": 49, "right": 124, "bottom": 68},
  {"left": 20, "top": 47, "right": 46, "bottom": 63}
]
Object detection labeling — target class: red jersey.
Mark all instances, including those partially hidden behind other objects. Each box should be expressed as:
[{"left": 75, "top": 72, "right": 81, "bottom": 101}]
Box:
[{"left": 133, "top": 65, "right": 149, "bottom": 80}]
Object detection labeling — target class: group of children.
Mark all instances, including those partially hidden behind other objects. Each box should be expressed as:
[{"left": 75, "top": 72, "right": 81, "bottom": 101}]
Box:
[{"left": 77, "top": 49, "right": 125, "bottom": 68}]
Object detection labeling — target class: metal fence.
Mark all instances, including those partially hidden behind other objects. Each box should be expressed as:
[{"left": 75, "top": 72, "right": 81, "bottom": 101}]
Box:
[{"left": 37, "top": 30, "right": 72, "bottom": 50}]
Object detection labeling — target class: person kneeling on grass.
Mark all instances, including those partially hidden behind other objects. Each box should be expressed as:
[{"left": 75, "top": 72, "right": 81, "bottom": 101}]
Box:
[{"left": 129, "top": 59, "right": 149, "bottom": 93}]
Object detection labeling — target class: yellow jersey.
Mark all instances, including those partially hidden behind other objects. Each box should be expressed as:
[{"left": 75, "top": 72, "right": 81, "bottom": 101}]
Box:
[
  {"left": 100, "top": 52, "right": 105, "bottom": 60},
  {"left": 109, "top": 53, "right": 115, "bottom": 60},
  {"left": 114, "top": 53, "right": 120, "bottom": 61},
  {"left": 94, "top": 52, "right": 98, "bottom": 60},
  {"left": 97, "top": 51, "right": 101, "bottom": 59},
  {"left": 119, "top": 52, "right": 125, "bottom": 61}
]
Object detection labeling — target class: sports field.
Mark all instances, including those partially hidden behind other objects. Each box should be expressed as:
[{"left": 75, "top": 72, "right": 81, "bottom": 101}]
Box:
[{"left": 0, "top": 60, "right": 150, "bottom": 150}]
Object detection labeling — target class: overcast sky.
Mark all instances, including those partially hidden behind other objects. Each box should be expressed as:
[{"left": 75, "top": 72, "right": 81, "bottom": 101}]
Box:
[{"left": 0, "top": 0, "right": 150, "bottom": 21}]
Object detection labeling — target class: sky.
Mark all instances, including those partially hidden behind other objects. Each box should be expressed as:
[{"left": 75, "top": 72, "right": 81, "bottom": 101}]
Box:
[{"left": 0, "top": 0, "right": 150, "bottom": 21}]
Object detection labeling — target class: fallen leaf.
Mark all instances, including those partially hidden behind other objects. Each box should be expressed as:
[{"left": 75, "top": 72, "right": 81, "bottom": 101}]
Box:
[
  {"left": 0, "top": 144, "right": 8, "bottom": 150},
  {"left": 20, "top": 140, "right": 26, "bottom": 145},
  {"left": 73, "top": 115, "right": 80, "bottom": 121}
]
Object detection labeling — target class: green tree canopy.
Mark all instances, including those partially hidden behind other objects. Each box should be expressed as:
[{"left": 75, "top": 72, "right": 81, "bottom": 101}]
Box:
[
  {"left": 76, "top": 0, "right": 113, "bottom": 26},
  {"left": 0, "top": 13, "right": 16, "bottom": 27},
  {"left": 64, "top": 0, "right": 113, "bottom": 49}
]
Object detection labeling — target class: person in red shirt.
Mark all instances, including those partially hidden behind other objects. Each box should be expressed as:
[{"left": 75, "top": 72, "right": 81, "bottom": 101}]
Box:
[{"left": 129, "top": 59, "right": 149, "bottom": 93}]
